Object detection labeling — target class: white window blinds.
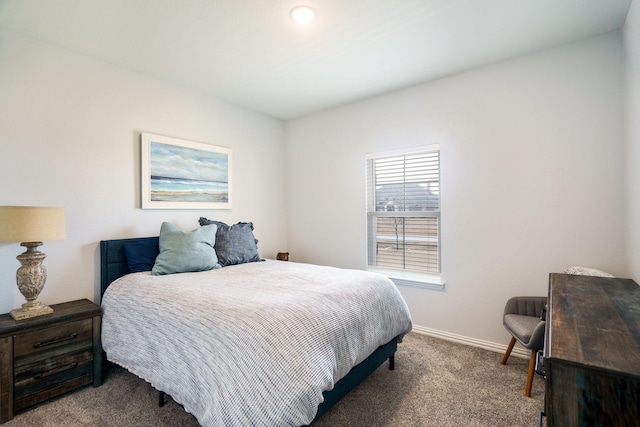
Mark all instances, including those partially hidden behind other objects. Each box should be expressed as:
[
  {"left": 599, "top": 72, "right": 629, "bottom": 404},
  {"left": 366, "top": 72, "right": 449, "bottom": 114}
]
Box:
[{"left": 366, "top": 147, "right": 440, "bottom": 276}]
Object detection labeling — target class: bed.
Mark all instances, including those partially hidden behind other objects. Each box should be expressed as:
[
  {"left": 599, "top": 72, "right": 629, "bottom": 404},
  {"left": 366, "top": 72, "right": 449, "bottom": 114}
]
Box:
[{"left": 100, "top": 231, "right": 412, "bottom": 426}]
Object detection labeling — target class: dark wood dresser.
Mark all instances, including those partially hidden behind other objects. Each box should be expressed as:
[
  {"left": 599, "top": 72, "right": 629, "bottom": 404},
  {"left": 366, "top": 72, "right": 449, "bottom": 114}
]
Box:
[
  {"left": 0, "top": 299, "right": 102, "bottom": 423},
  {"left": 545, "top": 273, "right": 640, "bottom": 426}
]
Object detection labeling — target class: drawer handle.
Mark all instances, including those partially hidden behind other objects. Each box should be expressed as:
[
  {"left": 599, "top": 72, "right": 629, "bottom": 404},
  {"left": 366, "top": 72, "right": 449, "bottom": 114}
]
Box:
[
  {"left": 34, "top": 362, "right": 78, "bottom": 379},
  {"left": 33, "top": 333, "right": 78, "bottom": 348}
]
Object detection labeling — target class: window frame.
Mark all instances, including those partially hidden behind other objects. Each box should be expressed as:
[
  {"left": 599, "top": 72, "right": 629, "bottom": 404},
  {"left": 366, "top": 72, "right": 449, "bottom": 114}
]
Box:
[{"left": 365, "top": 145, "right": 444, "bottom": 290}]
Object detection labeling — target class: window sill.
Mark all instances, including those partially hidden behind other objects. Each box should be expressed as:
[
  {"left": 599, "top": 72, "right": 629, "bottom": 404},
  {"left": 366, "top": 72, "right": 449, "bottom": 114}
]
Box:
[{"left": 368, "top": 268, "right": 445, "bottom": 291}]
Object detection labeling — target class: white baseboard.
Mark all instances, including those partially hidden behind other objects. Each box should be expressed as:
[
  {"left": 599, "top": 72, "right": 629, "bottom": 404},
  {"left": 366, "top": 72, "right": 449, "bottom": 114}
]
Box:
[{"left": 410, "top": 324, "right": 530, "bottom": 359}]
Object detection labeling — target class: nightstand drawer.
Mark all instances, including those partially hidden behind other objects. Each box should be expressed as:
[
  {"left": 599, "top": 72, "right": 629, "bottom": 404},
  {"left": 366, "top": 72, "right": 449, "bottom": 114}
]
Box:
[
  {"left": 13, "top": 318, "right": 93, "bottom": 362},
  {"left": 13, "top": 349, "right": 93, "bottom": 401}
]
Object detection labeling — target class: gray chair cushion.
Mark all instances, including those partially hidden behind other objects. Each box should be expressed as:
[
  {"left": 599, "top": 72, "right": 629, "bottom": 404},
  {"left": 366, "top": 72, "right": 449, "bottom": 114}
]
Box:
[{"left": 503, "top": 314, "right": 542, "bottom": 347}]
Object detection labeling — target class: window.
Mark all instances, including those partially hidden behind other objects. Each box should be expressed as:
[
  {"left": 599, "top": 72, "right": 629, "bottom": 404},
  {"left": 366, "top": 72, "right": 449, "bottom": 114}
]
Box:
[{"left": 366, "top": 146, "right": 441, "bottom": 287}]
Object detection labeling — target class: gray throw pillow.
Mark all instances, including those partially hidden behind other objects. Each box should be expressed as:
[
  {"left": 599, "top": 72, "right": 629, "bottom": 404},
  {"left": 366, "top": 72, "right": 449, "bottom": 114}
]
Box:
[
  {"left": 199, "top": 218, "right": 261, "bottom": 266},
  {"left": 152, "top": 222, "right": 220, "bottom": 275}
]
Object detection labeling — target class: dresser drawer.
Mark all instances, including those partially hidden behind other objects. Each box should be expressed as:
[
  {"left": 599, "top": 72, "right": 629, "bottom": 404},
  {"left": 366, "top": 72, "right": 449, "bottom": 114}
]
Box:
[
  {"left": 13, "top": 318, "right": 93, "bottom": 364},
  {"left": 13, "top": 349, "right": 93, "bottom": 401}
]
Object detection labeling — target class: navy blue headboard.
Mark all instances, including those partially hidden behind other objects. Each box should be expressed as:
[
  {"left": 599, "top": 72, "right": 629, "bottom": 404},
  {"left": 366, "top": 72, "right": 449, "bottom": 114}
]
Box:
[{"left": 100, "top": 237, "right": 158, "bottom": 297}]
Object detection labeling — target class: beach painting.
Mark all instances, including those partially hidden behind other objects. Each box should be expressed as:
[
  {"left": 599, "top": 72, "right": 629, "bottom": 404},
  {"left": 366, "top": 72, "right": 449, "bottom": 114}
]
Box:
[{"left": 141, "top": 133, "right": 231, "bottom": 209}]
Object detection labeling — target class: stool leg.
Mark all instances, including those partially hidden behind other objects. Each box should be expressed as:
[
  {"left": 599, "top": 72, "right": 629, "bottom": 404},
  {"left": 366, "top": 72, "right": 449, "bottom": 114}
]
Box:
[
  {"left": 501, "top": 337, "right": 516, "bottom": 365},
  {"left": 525, "top": 350, "right": 536, "bottom": 397}
]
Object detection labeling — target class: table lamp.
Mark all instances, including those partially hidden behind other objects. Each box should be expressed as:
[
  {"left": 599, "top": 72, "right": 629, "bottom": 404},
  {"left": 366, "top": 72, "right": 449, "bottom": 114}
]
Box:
[{"left": 0, "top": 206, "right": 66, "bottom": 320}]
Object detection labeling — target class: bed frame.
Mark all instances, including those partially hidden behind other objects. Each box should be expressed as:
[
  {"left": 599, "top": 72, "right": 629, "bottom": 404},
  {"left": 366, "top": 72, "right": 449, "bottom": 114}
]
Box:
[{"left": 100, "top": 237, "right": 399, "bottom": 423}]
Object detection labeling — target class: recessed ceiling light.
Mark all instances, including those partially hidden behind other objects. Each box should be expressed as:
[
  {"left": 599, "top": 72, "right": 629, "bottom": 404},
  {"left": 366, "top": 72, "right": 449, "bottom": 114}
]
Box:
[{"left": 290, "top": 6, "right": 316, "bottom": 25}]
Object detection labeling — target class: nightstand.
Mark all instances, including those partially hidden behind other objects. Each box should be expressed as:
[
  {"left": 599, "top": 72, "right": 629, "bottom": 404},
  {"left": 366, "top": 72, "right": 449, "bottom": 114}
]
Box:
[{"left": 0, "top": 299, "right": 102, "bottom": 423}]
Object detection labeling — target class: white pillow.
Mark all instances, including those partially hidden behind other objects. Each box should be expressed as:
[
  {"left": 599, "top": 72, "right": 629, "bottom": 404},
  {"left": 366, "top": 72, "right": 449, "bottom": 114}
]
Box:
[{"left": 564, "top": 266, "right": 614, "bottom": 277}]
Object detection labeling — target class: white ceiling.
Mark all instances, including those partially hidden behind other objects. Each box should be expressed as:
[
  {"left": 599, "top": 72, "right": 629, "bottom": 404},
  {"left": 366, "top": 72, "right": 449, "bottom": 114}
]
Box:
[{"left": 0, "top": 0, "right": 632, "bottom": 120}]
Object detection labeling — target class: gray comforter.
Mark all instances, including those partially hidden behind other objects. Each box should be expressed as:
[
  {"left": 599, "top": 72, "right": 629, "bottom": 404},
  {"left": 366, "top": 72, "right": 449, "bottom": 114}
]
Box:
[{"left": 101, "top": 260, "right": 412, "bottom": 426}]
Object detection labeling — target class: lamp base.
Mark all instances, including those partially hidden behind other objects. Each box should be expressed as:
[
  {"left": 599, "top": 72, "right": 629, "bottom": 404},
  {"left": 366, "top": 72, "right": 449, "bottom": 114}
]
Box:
[
  {"left": 11, "top": 242, "right": 54, "bottom": 320},
  {"left": 10, "top": 301, "right": 53, "bottom": 320}
]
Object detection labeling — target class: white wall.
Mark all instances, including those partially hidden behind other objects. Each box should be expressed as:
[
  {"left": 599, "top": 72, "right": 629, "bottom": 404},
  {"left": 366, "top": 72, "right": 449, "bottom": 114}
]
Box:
[
  {"left": 625, "top": 1, "right": 640, "bottom": 281},
  {"left": 285, "top": 33, "right": 625, "bottom": 346},
  {"left": 0, "top": 29, "right": 287, "bottom": 314}
]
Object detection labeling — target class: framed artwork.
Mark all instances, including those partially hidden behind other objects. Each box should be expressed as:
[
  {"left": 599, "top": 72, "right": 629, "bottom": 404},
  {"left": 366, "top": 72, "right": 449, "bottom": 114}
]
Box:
[{"left": 141, "top": 133, "right": 232, "bottom": 209}]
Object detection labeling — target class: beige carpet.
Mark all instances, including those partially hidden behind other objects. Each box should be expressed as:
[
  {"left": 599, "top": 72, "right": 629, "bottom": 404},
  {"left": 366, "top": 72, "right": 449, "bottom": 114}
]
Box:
[{"left": 5, "top": 333, "right": 544, "bottom": 426}]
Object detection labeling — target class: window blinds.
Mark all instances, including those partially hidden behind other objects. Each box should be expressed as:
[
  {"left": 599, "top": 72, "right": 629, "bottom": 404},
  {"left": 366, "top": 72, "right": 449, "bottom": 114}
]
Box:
[{"left": 366, "top": 148, "right": 440, "bottom": 275}]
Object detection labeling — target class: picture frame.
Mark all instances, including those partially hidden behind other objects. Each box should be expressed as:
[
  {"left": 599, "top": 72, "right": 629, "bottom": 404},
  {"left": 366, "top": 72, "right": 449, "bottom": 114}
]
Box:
[{"left": 141, "top": 133, "right": 232, "bottom": 209}]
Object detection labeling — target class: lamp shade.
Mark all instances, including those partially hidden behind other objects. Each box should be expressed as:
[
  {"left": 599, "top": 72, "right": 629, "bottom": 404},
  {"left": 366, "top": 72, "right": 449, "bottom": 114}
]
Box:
[{"left": 0, "top": 206, "right": 66, "bottom": 242}]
